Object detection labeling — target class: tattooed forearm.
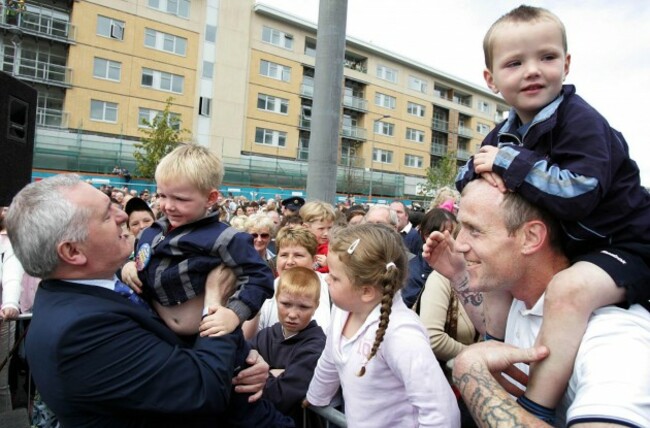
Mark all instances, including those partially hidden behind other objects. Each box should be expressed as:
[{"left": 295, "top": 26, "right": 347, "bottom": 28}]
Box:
[{"left": 454, "top": 363, "right": 541, "bottom": 428}]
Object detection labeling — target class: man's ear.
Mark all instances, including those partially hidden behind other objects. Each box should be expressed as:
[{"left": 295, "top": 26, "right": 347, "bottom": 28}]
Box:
[
  {"left": 520, "top": 220, "right": 547, "bottom": 255},
  {"left": 57, "top": 241, "right": 88, "bottom": 266},
  {"left": 484, "top": 68, "right": 499, "bottom": 94}
]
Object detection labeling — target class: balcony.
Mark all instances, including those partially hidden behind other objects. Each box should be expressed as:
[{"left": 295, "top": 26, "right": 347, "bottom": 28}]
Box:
[
  {"left": 3, "top": 56, "right": 72, "bottom": 87},
  {"left": 340, "top": 125, "right": 367, "bottom": 141},
  {"left": 1, "top": 7, "right": 76, "bottom": 43},
  {"left": 343, "top": 59, "right": 367, "bottom": 73},
  {"left": 430, "top": 143, "right": 447, "bottom": 156},
  {"left": 300, "top": 82, "right": 314, "bottom": 98},
  {"left": 342, "top": 94, "right": 367, "bottom": 112},
  {"left": 340, "top": 155, "right": 365, "bottom": 168},
  {"left": 37, "top": 107, "right": 68, "bottom": 128},
  {"left": 298, "top": 115, "right": 311, "bottom": 130},
  {"left": 297, "top": 148, "right": 309, "bottom": 161},
  {"left": 432, "top": 118, "right": 449, "bottom": 132},
  {"left": 458, "top": 126, "right": 473, "bottom": 138},
  {"left": 457, "top": 149, "right": 471, "bottom": 161}
]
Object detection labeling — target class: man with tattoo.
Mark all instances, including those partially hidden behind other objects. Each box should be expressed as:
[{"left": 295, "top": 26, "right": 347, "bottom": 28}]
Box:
[{"left": 423, "top": 179, "right": 650, "bottom": 427}]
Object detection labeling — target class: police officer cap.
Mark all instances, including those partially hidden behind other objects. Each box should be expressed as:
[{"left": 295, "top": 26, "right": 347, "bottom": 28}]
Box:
[{"left": 282, "top": 196, "right": 305, "bottom": 211}]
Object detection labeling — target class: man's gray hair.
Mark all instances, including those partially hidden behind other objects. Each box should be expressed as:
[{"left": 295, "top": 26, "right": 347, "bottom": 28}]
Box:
[
  {"left": 5, "top": 174, "right": 91, "bottom": 278},
  {"left": 364, "top": 205, "right": 399, "bottom": 228}
]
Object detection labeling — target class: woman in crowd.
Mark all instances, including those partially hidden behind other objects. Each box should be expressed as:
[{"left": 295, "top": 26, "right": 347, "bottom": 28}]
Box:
[{"left": 245, "top": 214, "right": 278, "bottom": 277}]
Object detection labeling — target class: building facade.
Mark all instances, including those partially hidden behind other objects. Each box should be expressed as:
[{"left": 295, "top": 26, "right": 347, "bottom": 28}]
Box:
[{"left": 1, "top": 0, "right": 508, "bottom": 201}]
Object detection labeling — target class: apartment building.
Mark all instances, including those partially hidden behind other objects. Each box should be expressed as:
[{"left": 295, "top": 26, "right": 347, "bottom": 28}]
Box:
[{"left": 1, "top": 0, "right": 508, "bottom": 199}]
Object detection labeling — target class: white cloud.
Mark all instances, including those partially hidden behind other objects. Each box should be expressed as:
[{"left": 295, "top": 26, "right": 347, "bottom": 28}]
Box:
[{"left": 258, "top": 0, "right": 650, "bottom": 185}]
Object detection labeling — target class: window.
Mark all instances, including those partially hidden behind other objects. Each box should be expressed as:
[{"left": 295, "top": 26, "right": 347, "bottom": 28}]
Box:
[
  {"left": 407, "top": 101, "right": 425, "bottom": 117},
  {"left": 262, "top": 26, "right": 293, "bottom": 50},
  {"left": 148, "top": 0, "right": 190, "bottom": 18},
  {"left": 404, "top": 154, "right": 423, "bottom": 168},
  {"left": 257, "top": 94, "right": 289, "bottom": 114},
  {"left": 376, "top": 64, "right": 397, "bottom": 83},
  {"left": 373, "top": 148, "right": 393, "bottom": 164},
  {"left": 144, "top": 28, "right": 187, "bottom": 55},
  {"left": 90, "top": 100, "right": 117, "bottom": 122},
  {"left": 93, "top": 58, "right": 121, "bottom": 81},
  {"left": 260, "top": 60, "right": 291, "bottom": 82},
  {"left": 199, "top": 97, "right": 211, "bottom": 116},
  {"left": 304, "top": 39, "right": 317, "bottom": 57},
  {"left": 478, "top": 100, "right": 490, "bottom": 113},
  {"left": 141, "top": 68, "right": 184, "bottom": 93},
  {"left": 406, "top": 128, "right": 425, "bottom": 143},
  {"left": 374, "top": 93, "right": 396, "bottom": 109},
  {"left": 202, "top": 61, "right": 214, "bottom": 79},
  {"left": 97, "top": 15, "right": 124, "bottom": 40},
  {"left": 477, "top": 123, "right": 491, "bottom": 135},
  {"left": 205, "top": 24, "right": 216, "bottom": 43},
  {"left": 374, "top": 120, "right": 394, "bottom": 136},
  {"left": 255, "top": 128, "right": 286, "bottom": 147},
  {"left": 408, "top": 76, "right": 427, "bottom": 93},
  {"left": 138, "top": 107, "right": 181, "bottom": 130}
]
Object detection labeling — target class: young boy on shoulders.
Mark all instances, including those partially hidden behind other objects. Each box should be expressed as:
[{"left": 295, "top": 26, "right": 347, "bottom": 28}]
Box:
[
  {"left": 455, "top": 5, "right": 650, "bottom": 422},
  {"left": 299, "top": 201, "right": 336, "bottom": 274},
  {"left": 250, "top": 266, "right": 326, "bottom": 426}
]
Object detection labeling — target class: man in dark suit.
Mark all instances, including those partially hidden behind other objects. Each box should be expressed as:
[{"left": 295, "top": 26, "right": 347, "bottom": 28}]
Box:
[
  {"left": 390, "top": 200, "right": 423, "bottom": 255},
  {"left": 5, "top": 174, "right": 277, "bottom": 427}
]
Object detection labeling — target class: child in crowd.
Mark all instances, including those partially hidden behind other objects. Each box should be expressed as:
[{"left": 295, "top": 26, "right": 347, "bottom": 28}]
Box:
[
  {"left": 455, "top": 5, "right": 650, "bottom": 421},
  {"left": 244, "top": 226, "right": 331, "bottom": 338},
  {"left": 121, "top": 144, "right": 274, "bottom": 336},
  {"left": 250, "top": 267, "right": 326, "bottom": 426},
  {"left": 305, "top": 224, "right": 460, "bottom": 427},
  {"left": 299, "top": 201, "right": 335, "bottom": 274}
]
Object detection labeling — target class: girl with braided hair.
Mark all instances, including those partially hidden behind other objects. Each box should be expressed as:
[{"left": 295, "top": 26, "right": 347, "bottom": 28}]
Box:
[{"left": 305, "top": 223, "right": 460, "bottom": 427}]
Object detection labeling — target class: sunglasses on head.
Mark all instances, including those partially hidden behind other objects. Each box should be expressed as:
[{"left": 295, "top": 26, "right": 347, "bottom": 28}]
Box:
[{"left": 251, "top": 233, "right": 270, "bottom": 239}]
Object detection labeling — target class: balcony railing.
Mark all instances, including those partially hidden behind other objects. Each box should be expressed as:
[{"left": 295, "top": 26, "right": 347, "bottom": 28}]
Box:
[
  {"left": 298, "top": 115, "right": 311, "bottom": 130},
  {"left": 343, "top": 94, "right": 367, "bottom": 112},
  {"left": 432, "top": 119, "right": 449, "bottom": 132},
  {"left": 3, "top": 56, "right": 72, "bottom": 87},
  {"left": 37, "top": 107, "right": 68, "bottom": 128},
  {"left": 296, "top": 148, "right": 309, "bottom": 161},
  {"left": 1, "top": 7, "right": 76, "bottom": 43},
  {"left": 458, "top": 126, "right": 473, "bottom": 138},
  {"left": 340, "top": 125, "right": 367, "bottom": 141},
  {"left": 457, "top": 149, "right": 471, "bottom": 160},
  {"left": 300, "top": 82, "right": 314, "bottom": 98},
  {"left": 431, "top": 143, "right": 447, "bottom": 156},
  {"left": 343, "top": 59, "right": 367, "bottom": 73}
]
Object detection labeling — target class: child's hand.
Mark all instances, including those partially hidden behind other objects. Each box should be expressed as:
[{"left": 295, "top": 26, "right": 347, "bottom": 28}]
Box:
[
  {"left": 121, "top": 261, "right": 143, "bottom": 294},
  {"left": 473, "top": 145, "right": 499, "bottom": 174},
  {"left": 199, "top": 306, "right": 240, "bottom": 337},
  {"left": 302, "top": 399, "right": 312, "bottom": 408},
  {"left": 480, "top": 172, "right": 507, "bottom": 193},
  {"left": 314, "top": 254, "right": 327, "bottom": 268}
]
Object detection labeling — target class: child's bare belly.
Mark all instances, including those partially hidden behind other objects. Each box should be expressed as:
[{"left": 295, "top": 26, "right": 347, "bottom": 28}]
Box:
[{"left": 153, "top": 295, "right": 204, "bottom": 335}]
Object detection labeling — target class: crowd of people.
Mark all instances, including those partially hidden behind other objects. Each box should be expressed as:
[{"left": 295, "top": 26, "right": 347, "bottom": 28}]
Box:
[{"left": 1, "top": 5, "right": 649, "bottom": 428}]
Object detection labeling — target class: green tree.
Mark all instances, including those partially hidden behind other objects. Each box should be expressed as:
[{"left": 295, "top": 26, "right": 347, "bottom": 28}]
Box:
[
  {"left": 134, "top": 97, "right": 190, "bottom": 178},
  {"left": 425, "top": 150, "right": 459, "bottom": 193}
]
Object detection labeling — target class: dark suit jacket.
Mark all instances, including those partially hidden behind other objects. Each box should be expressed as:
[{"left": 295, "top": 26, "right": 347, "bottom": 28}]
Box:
[
  {"left": 402, "top": 226, "right": 424, "bottom": 256},
  {"left": 26, "top": 279, "right": 239, "bottom": 428}
]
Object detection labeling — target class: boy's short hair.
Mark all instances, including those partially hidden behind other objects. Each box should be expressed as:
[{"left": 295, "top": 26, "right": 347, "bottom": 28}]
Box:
[
  {"left": 483, "top": 5, "right": 567, "bottom": 71},
  {"left": 275, "top": 226, "right": 318, "bottom": 256},
  {"left": 276, "top": 266, "right": 320, "bottom": 304},
  {"left": 155, "top": 144, "right": 224, "bottom": 193},
  {"left": 299, "top": 201, "right": 336, "bottom": 224}
]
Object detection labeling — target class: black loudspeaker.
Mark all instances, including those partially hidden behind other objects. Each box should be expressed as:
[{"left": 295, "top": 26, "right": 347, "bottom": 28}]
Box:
[{"left": 0, "top": 72, "right": 37, "bottom": 206}]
